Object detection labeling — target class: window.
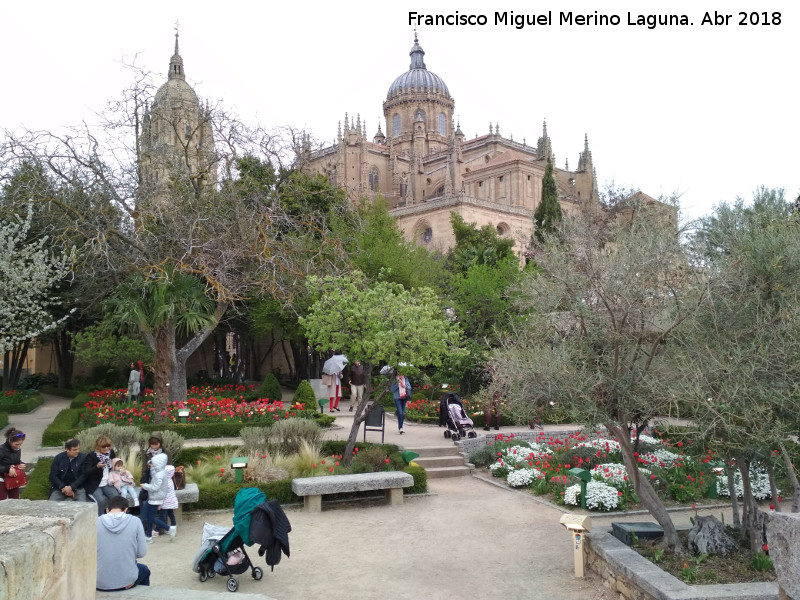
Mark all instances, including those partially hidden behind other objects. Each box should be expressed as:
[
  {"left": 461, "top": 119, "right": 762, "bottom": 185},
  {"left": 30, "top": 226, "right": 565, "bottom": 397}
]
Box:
[
  {"left": 393, "top": 114, "right": 401, "bottom": 137},
  {"left": 422, "top": 227, "right": 433, "bottom": 244},
  {"left": 438, "top": 113, "right": 446, "bottom": 135},
  {"left": 369, "top": 168, "right": 379, "bottom": 192},
  {"left": 499, "top": 176, "right": 504, "bottom": 183},
  {"left": 478, "top": 181, "right": 483, "bottom": 187}
]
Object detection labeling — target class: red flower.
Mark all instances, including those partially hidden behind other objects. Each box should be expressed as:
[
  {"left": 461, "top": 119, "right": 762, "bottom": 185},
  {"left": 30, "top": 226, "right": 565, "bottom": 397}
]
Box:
[{"left": 763, "top": 544, "right": 768, "bottom": 552}]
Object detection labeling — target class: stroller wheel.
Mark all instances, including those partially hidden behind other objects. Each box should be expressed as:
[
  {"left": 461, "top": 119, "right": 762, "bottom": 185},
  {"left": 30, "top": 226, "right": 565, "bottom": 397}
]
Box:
[
  {"left": 252, "top": 567, "right": 263, "bottom": 580},
  {"left": 468, "top": 431, "right": 477, "bottom": 439},
  {"left": 208, "top": 570, "right": 216, "bottom": 578},
  {"left": 227, "top": 577, "right": 239, "bottom": 592},
  {"left": 444, "top": 430, "right": 451, "bottom": 439},
  {"left": 452, "top": 433, "right": 460, "bottom": 442},
  {"left": 199, "top": 570, "right": 208, "bottom": 583}
]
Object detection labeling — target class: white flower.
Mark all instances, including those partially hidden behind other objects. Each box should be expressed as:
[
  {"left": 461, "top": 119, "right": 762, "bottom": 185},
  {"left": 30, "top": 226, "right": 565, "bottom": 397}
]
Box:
[
  {"left": 591, "top": 463, "right": 629, "bottom": 486},
  {"left": 564, "top": 480, "right": 620, "bottom": 511},
  {"left": 574, "top": 438, "right": 620, "bottom": 452},
  {"left": 716, "top": 464, "right": 777, "bottom": 500},
  {"left": 639, "top": 448, "right": 682, "bottom": 468},
  {"left": 507, "top": 467, "right": 542, "bottom": 488}
]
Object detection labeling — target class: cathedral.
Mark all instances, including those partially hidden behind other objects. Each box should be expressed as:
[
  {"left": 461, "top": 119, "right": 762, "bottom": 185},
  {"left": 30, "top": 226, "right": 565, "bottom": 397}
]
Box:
[{"left": 304, "top": 32, "right": 604, "bottom": 256}]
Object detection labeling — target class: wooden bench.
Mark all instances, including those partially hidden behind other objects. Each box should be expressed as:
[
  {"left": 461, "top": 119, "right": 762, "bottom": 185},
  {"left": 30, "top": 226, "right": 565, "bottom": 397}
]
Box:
[
  {"left": 291, "top": 471, "right": 414, "bottom": 513},
  {"left": 127, "top": 483, "right": 199, "bottom": 523}
]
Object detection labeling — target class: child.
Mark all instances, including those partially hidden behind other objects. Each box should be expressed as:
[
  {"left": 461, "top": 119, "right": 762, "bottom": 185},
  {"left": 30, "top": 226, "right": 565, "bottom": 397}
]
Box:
[
  {"left": 159, "top": 465, "right": 178, "bottom": 541},
  {"left": 107, "top": 458, "right": 139, "bottom": 507},
  {"left": 139, "top": 453, "right": 174, "bottom": 542}
]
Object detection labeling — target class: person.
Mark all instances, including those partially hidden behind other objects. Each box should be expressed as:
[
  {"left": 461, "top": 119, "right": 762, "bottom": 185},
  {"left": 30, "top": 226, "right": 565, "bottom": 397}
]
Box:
[
  {"left": 96, "top": 495, "right": 150, "bottom": 591},
  {"left": 390, "top": 373, "right": 411, "bottom": 434},
  {"left": 484, "top": 390, "right": 504, "bottom": 431},
  {"left": 48, "top": 438, "right": 88, "bottom": 502},
  {"left": 322, "top": 370, "right": 342, "bottom": 412},
  {"left": 0, "top": 427, "right": 26, "bottom": 501},
  {"left": 127, "top": 363, "right": 141, "bottom": 402},
  {"left": 84, "top": 435, "right": 120, "bottom": 515},
  {"left": 348, "top": 360, "right": 365, "bottom": 412},
  {"left": 139, "top": 453, "right": 174, "bottom": 542},
  {"left": 138, "top": 435, "right": 164, "bottom": 531},
  {"left": 159, "top": 465, "right": 178, "bottom": 541},
  {"left": 108, "top": 458, "right": 139, "bottom": 507}
]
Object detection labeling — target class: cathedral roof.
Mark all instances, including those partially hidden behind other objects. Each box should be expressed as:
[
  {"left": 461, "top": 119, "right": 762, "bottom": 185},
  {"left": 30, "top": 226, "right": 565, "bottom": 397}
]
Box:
[
  {"left": 153, "top": 31, "right": 198, "bottom": 107},
  {"left": 387, "top": 33, "right": 450, "bottom": 100}
]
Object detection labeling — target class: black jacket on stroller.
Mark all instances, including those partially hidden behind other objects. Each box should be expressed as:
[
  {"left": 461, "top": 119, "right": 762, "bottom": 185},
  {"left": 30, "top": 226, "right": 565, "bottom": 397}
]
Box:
[{"left": 249, "top": 499, "right": 291, "bottom": 571}]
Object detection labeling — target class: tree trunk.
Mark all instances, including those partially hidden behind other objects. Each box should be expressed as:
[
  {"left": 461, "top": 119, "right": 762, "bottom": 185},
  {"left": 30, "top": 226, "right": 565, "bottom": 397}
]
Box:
[
  {"left": 52, "top": 329, "right": 74, "bottom": 389},
  {"left": 152, "top": 324, "right": 175, "bottom": 422},
  {"left": 607, "top": 421, "right": 683, "bottom": 551},
  {"left": 766, "top": 463, "right": 781, "bottom": 513},
  {"left": 726, "top": 461, "right": 741, "bottom": 528},
  {"left": 2, "top": 341, "right": 30, "bottom": 391},
  {"left": 779, "top": 442, "right": 800, "bottom": 513},
  {"left": 342, "top": 366, "right": 389, "bottom": 466}
]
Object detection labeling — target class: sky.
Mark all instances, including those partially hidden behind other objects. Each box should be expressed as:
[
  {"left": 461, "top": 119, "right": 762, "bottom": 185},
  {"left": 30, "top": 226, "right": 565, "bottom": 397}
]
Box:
[{"left": 2, "top": 0, "right": 797, "bottom": 222}]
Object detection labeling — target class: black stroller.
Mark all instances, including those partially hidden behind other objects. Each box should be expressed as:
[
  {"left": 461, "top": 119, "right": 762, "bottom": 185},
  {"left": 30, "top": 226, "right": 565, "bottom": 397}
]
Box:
[
  {"left": 439, "top": 392, "right": 478, "bottom": 441},
  {"left": 193, "top": 487, "right": 291, "bottom": 593}
]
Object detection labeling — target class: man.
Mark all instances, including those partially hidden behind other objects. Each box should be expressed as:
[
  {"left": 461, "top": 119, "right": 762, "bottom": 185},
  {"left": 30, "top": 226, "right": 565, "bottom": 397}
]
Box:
[
  {"left": 48, "top": 438, "right": 87, "bottom": 502},
  {"left": 96, "top": 495, "right": 150, "bottom": 591},
  {"left": 349, "top": 360, "right": 366, "bottom": 412}
]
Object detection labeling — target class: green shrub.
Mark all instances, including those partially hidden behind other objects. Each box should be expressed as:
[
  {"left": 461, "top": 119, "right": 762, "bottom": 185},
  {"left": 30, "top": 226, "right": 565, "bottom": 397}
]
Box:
[
  {"left": 41, "top": 408, "right": 82, "bottom": 446},
  {"left": 293, "top": 380, "right": 317, "bottom": 406},
  {"left": 21, "top": 457, "right": 53, "bottom": 500},
  {"left": 404, "top": 464, "right": 427, "bottom": 494},
  {"left": 0, "top": 393, "right": 43, "bottom": 413},
  {"left": 258, "top": 373, "right": 283, "bottom": 402},
  {"left": 350, "top": 446, "right": 402, "bottom": 473},
  {"left": 17, "top": 373, "right": 58, "bottom": 390},
  {"left": 144, "top": 429, "right": 186, "bottom": 465},
  {"left": 70, "top": 393, "right": 91, "bottom": 409},
  {"left": 469, "top": 439, "right": 532, "bottom": 468},
  {"left": 77, "top": 424, "right": 146, "bottom": 457},
  {"left": 39, "top": 385, "right": 78, "bottom": 398},
  {"left": 185, "top": 480, "right": 295, "bottom": 511},
  {"left": 0, "top": 413, "right": 7, "bottom": 429}
]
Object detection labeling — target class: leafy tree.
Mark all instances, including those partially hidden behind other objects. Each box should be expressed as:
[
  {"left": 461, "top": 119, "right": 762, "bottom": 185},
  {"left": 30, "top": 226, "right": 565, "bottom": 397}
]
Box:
[
  {"left": 532, "top": 157, "right": 562, "bottom": 243},
  {"left": 0, "top": 203, "right": 75, "bottom": 389},
  {"left": 448, "top": 212, "right": 515, "bottom": 273},
  {"left": 680, "top": 187, "right": 800, "bottom": 545},
  {"left": 71, "top": 324, "right": 152, "bottom": 373},
  {"left": 300, "top": 272, "right": 464, "bottom": 464},
  {"left": 491, "top": 197, "right": 703, "bottom": 551}
]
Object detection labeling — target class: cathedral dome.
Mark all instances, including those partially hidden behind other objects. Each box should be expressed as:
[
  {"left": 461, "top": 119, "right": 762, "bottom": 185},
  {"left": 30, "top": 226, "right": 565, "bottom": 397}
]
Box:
[
  {"left": 387, "top": 34, "right": 450, "bottom": 99},
  {"left": 152, "top": 32, "right": 198, "bottom": 108}
]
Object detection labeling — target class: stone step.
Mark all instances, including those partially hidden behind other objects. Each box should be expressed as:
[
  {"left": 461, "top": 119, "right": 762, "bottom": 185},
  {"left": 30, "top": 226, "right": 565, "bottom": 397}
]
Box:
[
  {"left": 425, "top": 465, "right": 473, "bottom": 479},
  {"left": 413, "top": 455, "right": 467, "bottom": 469},
  {"left": 96, "top": 584, "right": 274, "bottom": 599},
  {"left": 403, "top": 445, "right": 462, "bottom": 457}
]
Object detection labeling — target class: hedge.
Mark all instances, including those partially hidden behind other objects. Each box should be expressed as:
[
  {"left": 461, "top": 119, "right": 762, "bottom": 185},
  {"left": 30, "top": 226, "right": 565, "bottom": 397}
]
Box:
[
  {"left": 0, "top": 412, "right": 7, "bottom": 430},
  {"left": 186, "top": 480, "right": 295, "bottom": 511},
  {"left": 21, "top": 457, "right": 52, "bottom": 500},
  {"left": 0, "top": 394, "right": 44, "bottom": 414},
  {"left": 41, "top": 408, "right": 83, "bottom": 446},
  {"left": 39, "top": 386, "right": 78, "bottom": 398}
]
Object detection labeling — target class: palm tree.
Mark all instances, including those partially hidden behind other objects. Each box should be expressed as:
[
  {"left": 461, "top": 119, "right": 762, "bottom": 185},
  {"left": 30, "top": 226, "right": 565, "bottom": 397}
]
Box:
[{"left": 105, "top": 266, "right": 222, "bottom": 419}]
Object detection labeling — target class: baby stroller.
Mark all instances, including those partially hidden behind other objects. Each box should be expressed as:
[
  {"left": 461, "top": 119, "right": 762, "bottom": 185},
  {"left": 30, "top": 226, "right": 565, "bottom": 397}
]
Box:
[
  {"left": 439, "top": 392, "right": 478, "bottom": 441},
  {"left": 193, "top": 487, "right": 291, "bottom": 593}
]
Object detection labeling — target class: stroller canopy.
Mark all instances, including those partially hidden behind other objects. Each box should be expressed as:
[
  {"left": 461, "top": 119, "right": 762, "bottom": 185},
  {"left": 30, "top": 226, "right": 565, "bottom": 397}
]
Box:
[
  {"left": 438, "top": 392, "right": 463, "bottom": 427},
  {"left": 232, "top": 487, "right": 267, "bottom": 546}
]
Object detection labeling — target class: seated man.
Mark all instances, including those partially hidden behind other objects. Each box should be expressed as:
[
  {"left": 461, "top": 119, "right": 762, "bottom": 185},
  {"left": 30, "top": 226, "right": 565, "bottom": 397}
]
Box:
[
  {"left": 96, "top": 495, "right": 150, "bottom": 591},
  {"left": 48, "top": 438, "right": 88, "bottom": 502}
]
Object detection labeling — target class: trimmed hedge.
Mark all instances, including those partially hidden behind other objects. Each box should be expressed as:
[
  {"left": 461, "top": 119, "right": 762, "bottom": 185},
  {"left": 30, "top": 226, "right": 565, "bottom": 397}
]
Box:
[
  {"left": 41, "top": 409, "right": 82, "bottom": 446},
  {"left": 39, "top": 386, "right": 78, "bottom": 398},
  {"left": 21, "top": 457, "right": 53, "bottom": 500},
  {"left": 0, "top": 393, "right": 44, "bottom": 414},
  {"left": 186, "top": 480, "right": 295, "bottom": 511},
  {"left": 70, "top": 393, "right": 91, "bottom": 409},
  {"left": 0, "top": 412, "right": 7, "bottom": 429},
  {"left": 404, "top": 463, "right": 427, "bottom": 494}
]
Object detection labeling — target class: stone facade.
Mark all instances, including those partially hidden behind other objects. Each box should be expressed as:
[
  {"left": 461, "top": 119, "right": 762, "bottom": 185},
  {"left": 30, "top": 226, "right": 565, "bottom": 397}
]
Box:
[{"left": 304, "top": 33, "right": 603, "bottom": 257}]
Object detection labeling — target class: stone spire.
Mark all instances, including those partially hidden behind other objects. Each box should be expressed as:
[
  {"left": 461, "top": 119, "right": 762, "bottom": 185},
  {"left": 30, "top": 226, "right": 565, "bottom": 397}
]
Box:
[
  {"left": 168, "top": 28, "right": 185, "bottom": 81},
  {"left": 537, "top": 120, "right": 553, "bottom": 162},
  {"left": 409, "top": 30, "right": 426, "bottom": 69}
]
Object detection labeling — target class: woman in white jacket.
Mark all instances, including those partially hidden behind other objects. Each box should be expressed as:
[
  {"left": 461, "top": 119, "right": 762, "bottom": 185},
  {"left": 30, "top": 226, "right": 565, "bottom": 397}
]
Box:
[{"left": 139, "top": 453, "right": 174, "bottom": 542}]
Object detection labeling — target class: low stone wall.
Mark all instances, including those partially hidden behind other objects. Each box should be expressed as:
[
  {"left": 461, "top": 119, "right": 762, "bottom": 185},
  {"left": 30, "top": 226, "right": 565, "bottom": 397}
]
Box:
[
  {"left": 765, "top": 511, "right": 800, "bottom": 600},
  {"left": 0, "top": 499, "right": 96, "bottom": 600},
  {"left": 585, "top": 528, "right": 779, "bottom": 600}
]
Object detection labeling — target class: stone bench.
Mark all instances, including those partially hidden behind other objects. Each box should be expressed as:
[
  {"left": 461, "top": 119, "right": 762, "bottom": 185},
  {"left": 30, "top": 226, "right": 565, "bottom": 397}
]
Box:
[
  {"left": 292, "top": 471, "right": 414, "bottom": 513},
  {"left": 127, "top": 483, "right": 199, "bottom": 523}
]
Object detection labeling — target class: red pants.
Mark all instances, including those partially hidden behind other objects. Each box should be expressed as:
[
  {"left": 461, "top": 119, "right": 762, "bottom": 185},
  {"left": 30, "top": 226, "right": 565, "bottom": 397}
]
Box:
[
  {"left": 329, "top": 384, "right": 341, "bottom": 410},
  {"left": 0, "top": 485, "right": 20, "bottom": 500}
]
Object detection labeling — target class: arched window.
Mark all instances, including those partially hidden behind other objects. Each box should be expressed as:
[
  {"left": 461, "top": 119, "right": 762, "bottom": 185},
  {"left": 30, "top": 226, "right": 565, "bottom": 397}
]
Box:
[
  {"left": 369, "top": 168, "right": 379, "bottom": 192},
  {"left": 422, "top": 227, "right": 433, "bottom": 244},
  {"left": 393, "top": 114, "right": 401, "bottom": 137},
  {"left": 438, "top": 113, "right": 446, "bottom": 135}
]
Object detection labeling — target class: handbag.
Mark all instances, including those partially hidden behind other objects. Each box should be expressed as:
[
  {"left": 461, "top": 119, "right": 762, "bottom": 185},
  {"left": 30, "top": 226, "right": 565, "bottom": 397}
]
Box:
[
  {"left": 4, "top": 466, "right": 27, "bottom": 490},
  {"left": 173, "top": 466, "right": 186, "bottom": 490}
]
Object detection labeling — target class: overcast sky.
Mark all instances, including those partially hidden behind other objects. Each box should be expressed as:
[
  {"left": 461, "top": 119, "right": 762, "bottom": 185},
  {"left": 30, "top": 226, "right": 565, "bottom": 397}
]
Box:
[{"left": 2, "top": 0, "right": 797, "bottom": 222}]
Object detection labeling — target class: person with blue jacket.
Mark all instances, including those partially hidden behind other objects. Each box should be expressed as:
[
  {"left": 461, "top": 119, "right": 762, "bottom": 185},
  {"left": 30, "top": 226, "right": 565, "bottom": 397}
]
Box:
[{"left": 390, "top": 373, "right": 411, "bottom": 434}]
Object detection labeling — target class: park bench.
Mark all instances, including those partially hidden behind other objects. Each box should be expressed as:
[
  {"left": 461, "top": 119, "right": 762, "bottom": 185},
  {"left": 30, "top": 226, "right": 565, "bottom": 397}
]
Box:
[
  {"left": 127, "top": 483, "right": 199, "bottom": 523},
  {"left": 291, "top": 471, "right": 414, "bottom": 513}
]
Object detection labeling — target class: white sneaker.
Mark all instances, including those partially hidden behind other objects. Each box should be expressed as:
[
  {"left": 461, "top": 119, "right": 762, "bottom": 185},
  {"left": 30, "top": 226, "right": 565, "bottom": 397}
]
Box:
[
  {"left": 145, "top": 537, "right": 153, "bottom": 544},
  {"left": 169, "top": 526, "right": 177, "bottom": 540},
  {"left": 133, "top": 499, "right": 140, "bottom": 507},
  {"left": 399, "top": 428, "right": 404, "bottom": 434}
]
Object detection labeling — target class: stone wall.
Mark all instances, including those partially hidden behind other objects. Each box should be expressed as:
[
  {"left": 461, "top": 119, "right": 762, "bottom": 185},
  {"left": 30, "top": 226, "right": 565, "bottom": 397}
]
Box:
[
  {"left": 766, "top": 511, "right": 800, "bottom": 600},
  {"left": 0, "top": 500, "right": 96, "bottom": 600}
]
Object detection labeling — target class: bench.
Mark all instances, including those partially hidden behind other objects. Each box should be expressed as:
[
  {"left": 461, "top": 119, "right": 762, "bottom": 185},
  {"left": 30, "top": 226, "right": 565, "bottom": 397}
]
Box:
[
  {"left": 291, "top": 471, "right": 414, "bottom": 513},
  {"left": 127, "top": 483, "right": 199, "bottom": 523}
]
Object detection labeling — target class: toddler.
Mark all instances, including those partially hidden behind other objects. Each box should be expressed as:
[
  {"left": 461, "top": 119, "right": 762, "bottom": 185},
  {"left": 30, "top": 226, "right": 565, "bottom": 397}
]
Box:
[
  {"left": 159, "top": 465, "right": 178, "bottom": 541},
  {"left": 107, "top": 458, "right": 139, "bottom": 506}
]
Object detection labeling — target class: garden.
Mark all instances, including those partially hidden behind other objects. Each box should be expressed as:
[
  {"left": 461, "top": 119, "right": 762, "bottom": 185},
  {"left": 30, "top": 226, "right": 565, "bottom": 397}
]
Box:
[{"left": 469, "top": 427, "right": 786, "bottom": 584}]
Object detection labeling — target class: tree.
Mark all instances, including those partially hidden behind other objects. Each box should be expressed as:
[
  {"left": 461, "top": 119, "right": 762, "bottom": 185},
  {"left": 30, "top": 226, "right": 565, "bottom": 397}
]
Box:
[
  {"left": 532, "top": 157, "right": 562, "bottom": 243},
  {"left": 448, "top": 212, "right": 515, "bottom": 273},
  {"left": 300, "top": 272, "right": 464, "bottom": 464},
  {"left": 491, "top": 197, "right": 703, "bottom": 551},
  {"left": 679, "top": 187, "right": 800, "bottom": 545},
  {"left": 0, "top": 203, "right": 75, "bottom": 389}
]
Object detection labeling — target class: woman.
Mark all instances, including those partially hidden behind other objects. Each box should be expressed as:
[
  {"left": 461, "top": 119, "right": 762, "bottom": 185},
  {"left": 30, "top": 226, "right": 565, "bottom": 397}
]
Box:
[
  {"left": 0, "top": 428, "right": 26, "bottom": 500},
  {"left": 390, "top": 373, "right": 412, "bottom": 434},
  {"left": 84, "top": 435, "right": 120, "bottom": 515},
  {"left": 128, "top": 362, "right": 141, "bottom": 401}
]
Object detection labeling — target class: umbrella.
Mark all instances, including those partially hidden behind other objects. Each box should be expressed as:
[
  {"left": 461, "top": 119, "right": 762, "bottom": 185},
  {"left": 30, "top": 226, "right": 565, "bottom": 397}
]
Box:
[
  {"left": 379, "top": 362, "right": 413, "bottom": 375},
  {"left": 322, "top": 354, "right": 348, "bottom": 375}
]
